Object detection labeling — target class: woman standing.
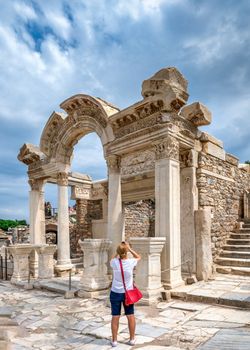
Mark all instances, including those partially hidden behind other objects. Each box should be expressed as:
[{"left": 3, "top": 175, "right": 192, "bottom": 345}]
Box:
[{"left": 110, "top": 241, "right": 141, "bottom": 347}]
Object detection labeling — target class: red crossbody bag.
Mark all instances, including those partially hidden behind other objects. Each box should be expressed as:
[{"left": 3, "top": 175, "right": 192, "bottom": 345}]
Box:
[{"left": 119, "top": 258, "right": 143, "bottom": 306}]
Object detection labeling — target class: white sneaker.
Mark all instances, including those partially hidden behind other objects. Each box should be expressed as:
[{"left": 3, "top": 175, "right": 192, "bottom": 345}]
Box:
[
  {"left": 128, "top": 339, "right": 136, "bottom": 345},
  {"left": 111, "top": 340, "right": 118, "bottom": 347}
]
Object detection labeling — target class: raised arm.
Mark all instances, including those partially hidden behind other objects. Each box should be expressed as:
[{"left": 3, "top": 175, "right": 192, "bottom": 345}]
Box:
[{"left": 126, "top": 242, "right": 141, "bottom": 260}]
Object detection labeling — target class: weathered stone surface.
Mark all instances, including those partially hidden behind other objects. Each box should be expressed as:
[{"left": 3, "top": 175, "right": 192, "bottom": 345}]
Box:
[
  {"left": 78, "top": 239, "right": 111, "bottom": 297},
  {"left": 181, "top": 102, "right": 212, "bottom": 126},
  {"left": 195, "top": 208, "right": 213, "bottom": 281}
]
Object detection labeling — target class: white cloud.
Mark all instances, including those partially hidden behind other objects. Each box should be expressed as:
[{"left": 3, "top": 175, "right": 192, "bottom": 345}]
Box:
[{"left": 13, "top": 1, "right": 37, "bottom": 21}]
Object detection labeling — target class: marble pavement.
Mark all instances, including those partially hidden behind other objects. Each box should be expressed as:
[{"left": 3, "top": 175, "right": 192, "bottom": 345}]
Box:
[{"left": 1, "top": 276, "right": 250, "bottom": 350}]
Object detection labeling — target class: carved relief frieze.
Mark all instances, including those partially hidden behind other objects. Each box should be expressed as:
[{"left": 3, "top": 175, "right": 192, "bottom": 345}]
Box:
[
  {"left": 112, "top": 100, "right": 164, "bottom": 138},
  {"left": 57, "top": 172, "right": 68, "bottom": 186},
  {"left": 154, "top": 136, "right": 179, "bottom": 161},
  {"left": 121, "top": 150, "right": 155, "bottom": 175}
]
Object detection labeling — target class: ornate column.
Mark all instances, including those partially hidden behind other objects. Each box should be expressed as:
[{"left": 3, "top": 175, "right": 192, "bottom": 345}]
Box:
[
  {"left": 106, "top": 155, "right": 124, "bottom": 258},
  {"left": 180, "top": 149, "right": 198, "bottom": 274},
  {"left": 28, "top": 179, "right": 46, "bottom": 278},
  {"left": 78, "top": 239, "right": 112, "bottom": 298},
  {"left": 154, "top": 136, "right": 183, "bottom": 289},
  {"left": 130, "top": 237, "right": 166, "bottom": 304},
  {"left": 55, "top": 172, "right": 72, "bottom": 275}
]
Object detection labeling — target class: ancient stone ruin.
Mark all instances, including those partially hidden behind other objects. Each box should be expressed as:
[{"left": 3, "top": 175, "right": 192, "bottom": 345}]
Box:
[{"left": 15, "top": 66, "right": 250, "bottom": 303}]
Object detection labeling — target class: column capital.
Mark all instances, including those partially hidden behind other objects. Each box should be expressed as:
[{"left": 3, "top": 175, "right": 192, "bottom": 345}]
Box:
[
  {"left": 154, "top": 136, "right": 179, "bottom": 161},
  {"left": 28, "top": 179, "right": 44, "bottom": 191},
  {"left": 106, "top": 155, "right": 121, "bottom": 172},
  {"left": 180, "top": 149, "right": 198, "bottom": 168},
  {"left": 57, "top": 172, "right": 68, "bottom": 186}
]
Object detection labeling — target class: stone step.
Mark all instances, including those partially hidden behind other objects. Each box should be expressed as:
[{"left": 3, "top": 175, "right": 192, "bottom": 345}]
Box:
[
  {"left": 220, "top": 251, "right": 250, "bottom": 259},
  {"left": 227, "top": 239, "right": 250, "bottom": 245},
  {"left": 215, "top": 257, "right": 250, "bottom": 267},
  {"left": 243, "top": 224, "right": 250, "bottom": 228},
  {"left": 223, "top": 244, "right": 250, "bottom": 251},
  {"left": 216, "top": 265, "right": 250, "bottom": 276},
  {"left": 235, "top": 228, "right": 250, "bottom": 233},
  {"left": 230, "top": 233, "right": 250, "bottom": 239}
]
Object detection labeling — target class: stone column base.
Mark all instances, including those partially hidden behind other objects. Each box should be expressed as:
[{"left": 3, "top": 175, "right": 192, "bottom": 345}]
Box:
[
  {"left": 138, "top": 287, "right": 165, "bottom": 305},
  {"left": 54, "top": 264, "right": 73, "bottom": 277}
]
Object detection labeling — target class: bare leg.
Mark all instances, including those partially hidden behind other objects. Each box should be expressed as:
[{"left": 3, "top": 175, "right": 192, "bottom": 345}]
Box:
[
  {"left": 111, "top": 316, "right": 120, "bottom": 341},
  {"left": 126, "top": 314, "right": 136, "bottom": 340}
]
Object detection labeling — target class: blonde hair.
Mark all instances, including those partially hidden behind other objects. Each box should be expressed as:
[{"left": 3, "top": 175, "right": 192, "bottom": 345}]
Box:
[{"left": 116, "top": 242, "right": 127, "bottom": 259}]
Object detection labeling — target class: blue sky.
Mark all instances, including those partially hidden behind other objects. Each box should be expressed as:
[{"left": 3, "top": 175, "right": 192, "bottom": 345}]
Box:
[{"left": 0, "top": 0, "right": 250, "bottom": 221}]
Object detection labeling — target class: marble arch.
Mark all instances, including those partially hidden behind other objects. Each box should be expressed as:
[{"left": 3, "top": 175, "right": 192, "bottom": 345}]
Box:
[{"left": 40, "top": 94, "right": 118, "bottom": 165}]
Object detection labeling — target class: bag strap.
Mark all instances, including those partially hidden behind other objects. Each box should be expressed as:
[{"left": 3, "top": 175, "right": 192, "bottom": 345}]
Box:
[{"left": 119, "top": 258, "right": 127, "bottom": 292}]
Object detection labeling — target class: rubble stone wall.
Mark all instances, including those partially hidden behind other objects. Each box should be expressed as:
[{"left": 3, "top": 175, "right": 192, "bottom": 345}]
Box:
[
  {"left": 197, "top": 152, "right": 250, "bottom": 258},
  {"left": 70, "top": 199, "right": 102, "bottom": 257},
  {"left": 124, "top": 199, "right": 155, "bottom": 240}
]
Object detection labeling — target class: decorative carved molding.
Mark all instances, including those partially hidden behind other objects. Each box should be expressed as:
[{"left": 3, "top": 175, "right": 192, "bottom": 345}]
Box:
[
  {"left": 154, "top": 136, "right": 179, "bottom": 161},
  {"left": 180, "top": 149, "right": 197, "bottom": 168},
  {"left": 57, "top": 172, "right": 68, "bottom": 186},
  {"left": 18, "top": 143, "right": 45, "bottom": 165},
  {"left": 71, "top": 185, "right": 91, "bottom": 199},
  {"left": 106, "top": 155, "right": 121, "bottom": 172},
  {"left": 121, "top": 150, "right": 155, "bottom": 175},
  {"left": 111, "top": 100, "right": 163, "bottom": 138},
  {"left": 28, "top": 179, "right": 44, "bottom": 191}
]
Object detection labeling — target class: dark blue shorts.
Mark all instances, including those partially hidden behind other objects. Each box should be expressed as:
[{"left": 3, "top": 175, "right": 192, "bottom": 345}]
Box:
[{"left": 110, "top": 291, "right": 134, "bottom": 316}]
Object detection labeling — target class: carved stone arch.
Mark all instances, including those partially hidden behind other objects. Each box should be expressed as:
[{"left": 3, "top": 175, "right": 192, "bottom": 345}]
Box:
[{"left": 39, "top": 94, "right": 119, "bottom": 164}]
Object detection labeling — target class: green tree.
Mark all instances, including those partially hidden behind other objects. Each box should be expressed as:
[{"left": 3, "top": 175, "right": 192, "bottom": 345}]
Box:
[
  {"left": 245, "top": 160, "right": 250, "bottom": 164},
  {"left": 0, "top": 219, "right": 27, "bottom": 231}
]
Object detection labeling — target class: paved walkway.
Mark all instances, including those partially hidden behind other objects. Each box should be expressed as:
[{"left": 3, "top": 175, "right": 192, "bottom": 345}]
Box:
[
  {"left": 1, "top": 279, "right": 250, "bottom": 350},
  {"left": 171, "top": 273, "right": 250, "bottom": 308}
]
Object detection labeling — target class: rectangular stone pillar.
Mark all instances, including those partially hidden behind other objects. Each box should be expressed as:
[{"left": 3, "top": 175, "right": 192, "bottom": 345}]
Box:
[
  {"left": 35, "top": 245, "right": 57, "bottom": 279},
  {"left": 28, "top": 179, "right": 46, "bottom": 278},
  {"left": 8, "top": 245, "right": 33, "bottom": 283},
  {"left": 180, "top": 150, "right": 198, "bottom": 274},
  {"left": 107, "top": 155, "right": 124, "bottom": 258},
  {"left": 130, "top": 237, "right": 166, "bottom": 304},
  {"left": 154, "top": 136, "right": 183, "bottom": 289},
  {"left": 78, "top": 239, "right": 112, "bottom": 298},
  {"left": 194, "top": 207, "right": 213, "bottom": 281},
  {"left": 55, "top": 172, "right": 72, "bottom": 275}
]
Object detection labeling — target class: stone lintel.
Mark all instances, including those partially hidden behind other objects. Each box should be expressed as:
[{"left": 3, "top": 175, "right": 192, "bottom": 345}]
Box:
[
  {"left": 197, "top": 168, "right": 235, "bottom": 183},
  {"left": 181, "top": 102, "right": 212, "bottom": 126}
]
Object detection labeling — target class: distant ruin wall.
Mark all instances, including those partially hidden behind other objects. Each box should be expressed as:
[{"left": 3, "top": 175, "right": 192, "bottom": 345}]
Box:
[
  {"left": 197, "top": 152, "right": 250, "bottom": 258},
  {"left": 70, "top": 199, "right": 103, "bottom": 257},
  {"left": 124, "top": 199, "right": 155, "bottom": 240}
]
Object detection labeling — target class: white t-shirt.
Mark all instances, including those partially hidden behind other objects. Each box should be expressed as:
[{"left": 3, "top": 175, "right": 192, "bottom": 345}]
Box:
[{"left": 110, "top": 258, "right": 138, "bottom": 293}]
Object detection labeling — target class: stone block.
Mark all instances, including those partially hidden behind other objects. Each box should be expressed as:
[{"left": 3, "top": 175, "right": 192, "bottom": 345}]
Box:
[
  {"left": 202, "top": 141, "right": 225, "bottom": 160},
  {"left": 64, "top": 290, "right": 75, "bottom": 299},
  {"left": 141, "top": 67, "right": 189, "bottom": 110},
  {"left": 181, "top": 102, "right": 212, "bottom": 126},
  {"left": 200, "top": 132, "right": 223, "bottom": 147}
]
